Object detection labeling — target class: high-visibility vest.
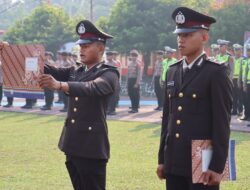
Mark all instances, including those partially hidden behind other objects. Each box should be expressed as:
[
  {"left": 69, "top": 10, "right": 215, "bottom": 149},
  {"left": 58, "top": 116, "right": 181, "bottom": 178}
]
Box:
[
  {"left": 216, "top": 54, "right": 230, "bottom": 64},
  {"left": 245, "top": 59, "right": 250, "bottom": 84},
  {"left": 162, "top": 58, "right": 177, "bottom": 81},
  {"left": 233, "top": 57, "right": 243, "bottom": 78}
]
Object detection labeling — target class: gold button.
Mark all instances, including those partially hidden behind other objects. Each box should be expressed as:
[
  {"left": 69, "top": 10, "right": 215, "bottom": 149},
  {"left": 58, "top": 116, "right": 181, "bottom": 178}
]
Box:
[
  {"left": 178, "top": 106, "right": 183, "bottom": 111},
  {"left": 176, "top": 133, "right": 180, "bottom": 138},
  {"left": 73, "top": 108, "right": 77, "bottom": 112},
  {"left": 75, "top": 97, "right": 79, "bottom": 101},
  {"left": 88, "top": 126, "right": 92, "bottom": 131},
  {"left": 176, "top": 120, "right": 181, "bottom": 125},
  {"left": 71, "top": 119, "right": 75, "bottom": 124},
  {"left": 192, "top": 94, "right": 197, "bottom": 99},
  {"left": 179, "top": 92, "right": 184, "bottom": 98}
]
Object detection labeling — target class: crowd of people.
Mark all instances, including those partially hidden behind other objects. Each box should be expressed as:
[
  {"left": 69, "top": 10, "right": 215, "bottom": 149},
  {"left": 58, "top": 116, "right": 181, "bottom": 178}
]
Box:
[{"left": 1, "top": 39, "right": 250, "bottom": 119}]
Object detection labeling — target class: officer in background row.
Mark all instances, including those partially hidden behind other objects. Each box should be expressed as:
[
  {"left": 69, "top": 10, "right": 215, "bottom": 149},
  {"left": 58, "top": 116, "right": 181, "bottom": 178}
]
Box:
[
  {"left": 161, "top": 46, "right": 177, "bottom": 87},
  {"left": 216, "top": 39, "right": 234, "bottom": 79},
  {"left": 39, "top": 20, "right": 119, "bottom": 190},
  {"left": 241, "top": 44, "right": 250, "bottom": 121},
  {"left": 40, "top": 51, "right": 55, "bottom": 110},
  {"left": 127, "top": 49, "right": 142, "bottom": 113},
  {"left": 157, "top": 7, "right": 232, "bottom": 190},
  {"left": 152, "top": 50, "right": 164, "bottom": 111},
  {"left": 210, "top": 44, "right": 220, "bottom": 60},
  {"left": 105, "top": 51, "right": 119, "bottom": 115},
  {"left": 231, "top": 44, "right": 244, "bottom": 115}
]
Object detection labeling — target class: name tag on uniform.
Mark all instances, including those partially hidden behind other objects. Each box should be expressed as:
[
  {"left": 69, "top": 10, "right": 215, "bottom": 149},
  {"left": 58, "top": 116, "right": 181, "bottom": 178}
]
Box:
[{"left": 167, "top": 81, "right": 175, "bottom": 87}]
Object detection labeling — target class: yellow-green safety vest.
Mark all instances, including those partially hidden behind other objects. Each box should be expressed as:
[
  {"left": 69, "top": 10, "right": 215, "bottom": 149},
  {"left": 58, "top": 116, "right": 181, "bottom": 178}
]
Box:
[
  {"left": 162, "top": 58, "right": 177, "bottom": 81},
  {"left": 216, "top": 54, "right": 230, "bottom": 64},
  {"left": 233, "top": 57, "right": 243, "bottom": 78}
]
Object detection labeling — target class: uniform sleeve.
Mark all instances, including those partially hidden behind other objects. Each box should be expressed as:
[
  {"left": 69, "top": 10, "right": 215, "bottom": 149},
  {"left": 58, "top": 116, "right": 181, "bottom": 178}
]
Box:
[
  {"left": 158, "top": 72, "right": 170, "bottom": 164},
  {"left": 67, "top": 70, "right": 119, "bottom": 97},
  {"left": 44, "top": 64, "right": 72, "bottom": 82},
  {"left": 209, "top": 66, "right": 233, "bottom": 173}
]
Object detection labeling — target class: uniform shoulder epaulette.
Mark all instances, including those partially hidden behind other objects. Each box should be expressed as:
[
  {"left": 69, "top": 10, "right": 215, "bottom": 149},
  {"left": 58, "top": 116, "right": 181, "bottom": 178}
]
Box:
[
  {"left": 205, "top": 58, "right": 222, "bottom": 66},
  {"left": 169, "top": 59, "right": 183, "bottom": 67},
  {"left": 102, "top": 63, "right": 117, "bottom": 69}
]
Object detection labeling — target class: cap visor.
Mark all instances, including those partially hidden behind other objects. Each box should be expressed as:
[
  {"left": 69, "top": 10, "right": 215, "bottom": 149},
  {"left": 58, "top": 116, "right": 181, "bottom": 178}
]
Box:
[
  {"left": 75, "top": 39, "right": 93, "bottom": 45},
  {"left": 173, "top": 28, "right": 198, "bottom": 34}
]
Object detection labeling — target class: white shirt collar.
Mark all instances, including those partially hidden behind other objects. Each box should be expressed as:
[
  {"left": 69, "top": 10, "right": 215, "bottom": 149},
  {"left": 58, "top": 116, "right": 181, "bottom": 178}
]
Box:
[{"left": 183, "top": 51, "right": 206, "bottom": 69}]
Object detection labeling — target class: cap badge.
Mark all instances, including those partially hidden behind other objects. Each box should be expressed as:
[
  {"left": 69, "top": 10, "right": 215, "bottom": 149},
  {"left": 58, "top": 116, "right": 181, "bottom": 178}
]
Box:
[
  {"left": 176, "top": 11, "right": 185, "bottom": 24},
  {"left": 78, "top": 23, "right": 86, "bottom": 34}
]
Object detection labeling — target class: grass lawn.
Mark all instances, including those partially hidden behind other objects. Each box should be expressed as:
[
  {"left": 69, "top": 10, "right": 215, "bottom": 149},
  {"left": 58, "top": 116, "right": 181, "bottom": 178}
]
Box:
[{"left": 0, "top": 112, "right": 249, "bottom": 190}]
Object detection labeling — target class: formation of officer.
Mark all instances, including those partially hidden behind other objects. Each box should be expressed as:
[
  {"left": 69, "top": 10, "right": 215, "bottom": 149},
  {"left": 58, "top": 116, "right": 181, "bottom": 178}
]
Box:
[
  {"left": 161, "top": 46, "right": 177, "bottom": 86},
  {"left": 216, "top": 39, "right": 234, "bottom": 79},
  {"left": 210, "top": 44, "right": 220, "bottom": 59},
  {"left": 38, "top": 20, "right": 119, "bottom": 190},
  {"left": 127, "top": 49, "right": 142, "bottom": 113},
  {"left": 157, "top": 7, "right": 232, "bottom": 190},
  {"left": 238, "top": 44, "right": 250, "bottom": 121},
  {"left": 152, "top": 50, "right": 164, "bottom": 111},
  {"left": 105, "top": 51, "right": 120, "bottom": 115},
  {"left": 231, "top": 44, "right": 244, "bottom": 115}
]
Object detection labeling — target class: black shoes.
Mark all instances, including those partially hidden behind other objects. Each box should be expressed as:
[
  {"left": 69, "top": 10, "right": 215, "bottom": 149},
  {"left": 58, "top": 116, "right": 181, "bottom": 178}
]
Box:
[
  {"left": 107, "top": 111, "right": 117, "bottom": 115},
  {"left": 154, "top": 107, "right": 163, "bottom": 111},
  {"left": 40, "top": 105, "right": 52, "bottom": 110},
  {"left": 128, "top": 109, "right": 138, "bottom": 113},
  {"left": 60, "top": 108, "right": 67, "bottom": 112},
  {"left": 21, "top": 105, "right": 32, "bottom": 109}
]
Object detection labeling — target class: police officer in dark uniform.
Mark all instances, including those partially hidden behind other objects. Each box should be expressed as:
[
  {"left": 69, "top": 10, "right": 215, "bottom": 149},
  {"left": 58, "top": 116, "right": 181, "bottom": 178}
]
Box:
[
  {"left": 157, "top": 7, "right": 232, "bottom": 190},
  {"left": 38, "top": 20, "right": 119, "bottom": 190}
]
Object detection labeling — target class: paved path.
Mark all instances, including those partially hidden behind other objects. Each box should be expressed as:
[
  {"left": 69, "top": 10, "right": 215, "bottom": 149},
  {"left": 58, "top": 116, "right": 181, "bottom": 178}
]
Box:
[{"left": 1, "top": 101, "right": 250, "bottom": 133}]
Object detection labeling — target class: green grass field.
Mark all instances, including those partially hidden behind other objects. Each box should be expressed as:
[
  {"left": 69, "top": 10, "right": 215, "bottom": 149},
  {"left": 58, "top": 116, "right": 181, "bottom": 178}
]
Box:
[{"left": 0, "top": 112, "right": 249, "bottom": 190}]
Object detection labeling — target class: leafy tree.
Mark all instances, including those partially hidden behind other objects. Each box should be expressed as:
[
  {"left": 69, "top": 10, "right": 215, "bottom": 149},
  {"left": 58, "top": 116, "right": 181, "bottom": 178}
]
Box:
[
  {"left": 3, "top": 4, "right": 81, "bottom": 53},
  {"left": 209, "top": 3, "right": 250, "bottom": 44}
]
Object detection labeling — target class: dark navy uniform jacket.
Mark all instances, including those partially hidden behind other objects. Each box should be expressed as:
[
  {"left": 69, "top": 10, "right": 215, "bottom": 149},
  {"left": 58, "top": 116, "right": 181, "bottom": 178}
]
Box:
[
  {"left": 45, "top": 62, "right": 119, "bottom": 160},
  {"left": 158, "top": 54, "right": 233, "bottom": 177}
]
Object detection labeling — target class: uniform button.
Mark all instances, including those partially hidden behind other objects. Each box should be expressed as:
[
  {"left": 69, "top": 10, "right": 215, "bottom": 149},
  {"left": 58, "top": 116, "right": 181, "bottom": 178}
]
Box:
[
  {"left": 178, "top": 106, "right": 183, "bottom": 111},
  {"left": 73, "top": 108, "right": 77, "bottom": 112},
  {"left": 179, "top": 92, "right": 184, "bottom": 98},
  {"left": 176, "top": 120, "right": 181, "bottom": 125},
  {"left": 176, "top": 133, "right": 180, "bottom": 138},
  {"left": 75, "top": 97, "right": 79, "bottom": 101},
  {"left": 192, "top": 94, "right": 197, "bottom": 99},
  {"left": 88, "top": 126, "right": 92, "bottom": 131},
  {"left": 71, "top": 119, "right": 75, "bottom": 124},
  {"left": 168, "top": 94, "right": 171, "bottom": 98}
]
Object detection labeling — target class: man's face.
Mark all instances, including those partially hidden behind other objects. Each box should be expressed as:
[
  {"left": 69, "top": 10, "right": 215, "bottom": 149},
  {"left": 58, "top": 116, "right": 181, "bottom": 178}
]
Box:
[
  {"left": 234, "top": 49, "right": 242, "bottom": 58},
  {"left": 157, "top": 54, "right": 163, "bottom": 60},
  {"left": 165, "top": 52, "right": 173, "bottom": 59},
  {"left": 106, "top": 55, "right": 113, "bottom": 62},
  {"left": 62, "top": 55, "right": 67, "bottom": 61},
  {"left": 219, "top": 45, "right": 227, "bottom": 54},
  {"left": 80, "top": 42, "right": 103, "bottom": 65},
  {"left": 177, "top": 31, "right": 205, "bottom": 57},
  {"left": 130, "top": 53, "right": 138, "bottom": 62}
]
